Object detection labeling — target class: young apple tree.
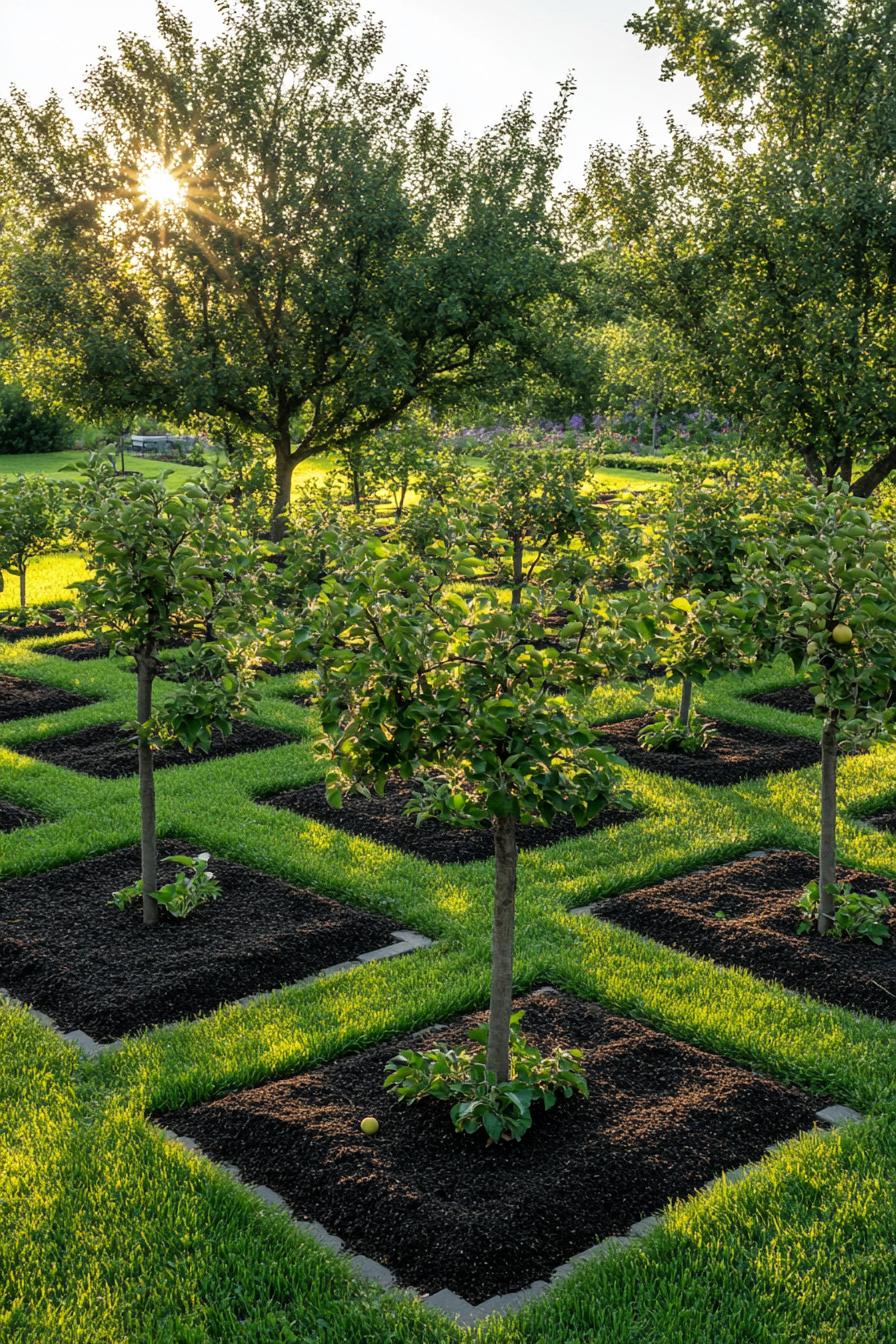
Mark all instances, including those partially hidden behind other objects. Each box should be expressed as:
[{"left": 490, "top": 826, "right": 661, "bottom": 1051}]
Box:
[
  {"left": 0, "top": 474, "right": 64, "bottom": 610},
  {"left": 306, "top": 530, "right": 646, "bottom": 1128},
  {"left": 470, "top": 440, "right": 634, "bottom": 606},
  {"left": 743, "top": 482, "right": 896, "bottom": 934},
  {"left": 639, "top": 465, "right": 765, "bottom": 750},
  {"left": 73, "top": 456, "right": 270, "bottom": 925}
]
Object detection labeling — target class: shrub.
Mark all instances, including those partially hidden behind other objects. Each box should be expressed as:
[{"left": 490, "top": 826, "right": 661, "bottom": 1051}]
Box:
[{"left": 0, "top": 384, "right": 73, "bottom": 454}]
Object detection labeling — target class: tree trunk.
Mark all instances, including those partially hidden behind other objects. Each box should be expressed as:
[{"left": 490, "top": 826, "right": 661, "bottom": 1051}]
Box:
[
  {"left": 678, "top": 676, "right": 693, "bottom": 727},
  {"left": 818, "top": 715, "right": 838, "bottom": 934},
  {"left": 396, "top": 481, "right": 408, "bottom": 522},
  {"left": 269, "top": 437, "right": 293, "bottom": 542},
  {"left": 652, "top": 408, "right": 660, "bottom": 452},
  {"left": 511, "top": 537, "right": 524, "bottom": 609},
  {"left": 487, "top": 813, "right": 518, "bottom": 1083},
  {"left": 136, "top": 655, "right": 159, "bottom": 927},
  {"left": 18, "top": 568, "right": 26, "bottom": 609},
  {"left": 351, "top": 466, "right": 361, "bottom": 510}
]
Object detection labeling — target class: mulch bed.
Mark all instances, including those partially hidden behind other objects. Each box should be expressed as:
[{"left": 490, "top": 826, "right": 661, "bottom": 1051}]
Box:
[
  {"left": 159, "top": 988, "right": 820, "bottom": 1301},
  {"left": 749, "top": 685, "right": 815, "bottom": 716},
  {"left": 867, "top": 809, "right": 896, "bottom": 834},
  {"left": 264, "top": 776, "right": 638, "bottom": 863},
  {"left": 0, "top": 798, "right": 41, "bottom": 833},
  {"left": 40, "top": 638, "right": 111, "bottom": 663},
  {"left": 595, "top": 715, "right": 820, "bottom": 786},
  {"left": 594, "top": 849, "right": 896, "bottom": 1020},
  {"left": 0, "top": 609, "right": 70, "bottom": 642},
  {"left": 0, "top": 672, "right": 92, "bottom": 723},
  {"left": 18, "top": 719, "right": 295, "bottom": 779},
  {"left": 0, "top": 839, "right": 402, "bottom": 1040}
]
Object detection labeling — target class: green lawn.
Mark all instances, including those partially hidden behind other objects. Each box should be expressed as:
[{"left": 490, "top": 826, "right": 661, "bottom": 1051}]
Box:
[{"left": 1, "top": 620, "right": 896, "bottom": 1341}]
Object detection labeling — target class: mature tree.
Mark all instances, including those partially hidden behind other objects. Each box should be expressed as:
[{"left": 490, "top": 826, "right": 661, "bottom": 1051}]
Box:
[
  {"left": 0, "top": 383, "right": 73, "bottom": 455},
  {"left": 0, "top": 0, "right": 571, "bottom": 537},
  {"left": 308, "top": 530, "right": 646, "bottom": 1090},
  {"left": 579, "top": 0, "right": 896, "bottom": 493},
  {"left": 0, "top": 474, "right": 63, "bottom": 608},
  {"left": 744, "top": 482, "right": 896, "bottom": 933},
  {"left": 73, "top": 457, "right": 269, "bottom": 924}
]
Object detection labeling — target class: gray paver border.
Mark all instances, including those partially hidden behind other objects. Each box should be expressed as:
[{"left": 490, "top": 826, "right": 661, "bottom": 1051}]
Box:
[{"left": 0, "top": 927, "right": 432, "bottom": 1056}]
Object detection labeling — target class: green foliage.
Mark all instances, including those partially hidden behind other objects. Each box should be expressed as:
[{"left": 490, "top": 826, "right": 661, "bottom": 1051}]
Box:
[
  {"left": 0, "top": 0, "right": 571, "bottom": 531},
  {"left": 581, "top": 0, "right": 896, "bottom": 493},
  {"left": 741, "top": 481, "right": 896, "bottom": 744},
  {"left": 72, "top": 453, "right": 268, "bottom": 750},
  {"left": 384, "top": 1010, "right": 588, "bottom": 1142},
  {"left": 0, "top": 473, "right": 65, "bottom": 606},
  {"left": 0, "top": 383, "right": 73, "bottom": 455},
  {"left": 310, "top": 532, "right": 644, "bottom": 830},
  {"left": 797, "top": 880, "right": 892, "bottom": 946},
  {"left": 111, "top": 852, "right": 220, "bottom": 919},
  {"left": 463, "top": 438, "right": 639, "bottom": 598},
  {"left": 638, "top": 709, "right": 717, "bottom": 755},
  {"left": 643, "top": 467, "right": 771, "bottom": 699},
  {"left": 598, "top": 318, "right": 698, "bottom": 448}
]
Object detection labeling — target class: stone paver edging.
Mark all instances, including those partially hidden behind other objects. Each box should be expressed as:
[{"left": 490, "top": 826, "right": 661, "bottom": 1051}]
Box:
[
  {"left": 0, "top": 927, "right": 432, "bottom": 1056},
  {"left": 152, "top": 986, "right": 864, "bottom": 1327}
]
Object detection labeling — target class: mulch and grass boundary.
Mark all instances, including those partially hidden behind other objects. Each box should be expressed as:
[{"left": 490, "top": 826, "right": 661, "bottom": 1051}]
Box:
[{"left": 3, "top": 618, "right": 896, "bottom": 1342}]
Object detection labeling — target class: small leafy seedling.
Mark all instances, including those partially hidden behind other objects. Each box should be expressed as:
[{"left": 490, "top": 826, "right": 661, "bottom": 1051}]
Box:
[
  {"left": 111, "top": 853, "right": 220, "bottom": 919},
  {"left": 638, "top": 708, "right": 717, "bottom": 755},
  {"left": 797, "top": 880, "right": 892, "bottom": 945},
  {"left": 384, "top": 1011, "right": 588, "bottom": 1143}
]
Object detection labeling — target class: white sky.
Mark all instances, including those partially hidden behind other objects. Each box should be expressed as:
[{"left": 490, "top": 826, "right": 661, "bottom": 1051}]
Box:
[{"left": 0, "top": 0, "right": 698, "bottom": 184}]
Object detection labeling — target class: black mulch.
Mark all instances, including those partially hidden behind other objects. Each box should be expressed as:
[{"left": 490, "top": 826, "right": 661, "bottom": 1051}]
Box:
[
  {"left": 749, "top": 685, "right": 816, "bottom": 716},
  {"left": 159, "top": 988, "right": 820, "bottom": 1302},
  {"left": 867, "top": 809, "right": 896, "bottom": 834},
  {"left": 0, "top": 672, "right": 93, "bottom": 723},
  {"left": 18, "top": 719, "right": 295, "bottom": 778},
  {"left": 595, "top": 849, "right": 896, "bottom": 1020},
  {"left": 0, "top": 839, "right": 403, "bottom": 1040},
  {"left": 0, "top": 609, "right": 70, "bottom": 642},
  {"left": 264, "top": 775, "right": 638, "bottom": 864},
  {"left": 0, "top": 798, "right": 41, "bottom": 833},
  {"left": 40, "top": 638, "right": 111, "bottom": 663},
  {"left": 595, "top": 715, "right": 821, "bottom": 786}
]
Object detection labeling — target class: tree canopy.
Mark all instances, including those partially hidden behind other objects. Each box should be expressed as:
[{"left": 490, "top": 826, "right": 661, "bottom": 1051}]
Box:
[
  {"left": 0, "top": 0, "right": 571, "bottom": 533},
  {"left": 578, "top": 0, "right": 896, "bottom": 493}
]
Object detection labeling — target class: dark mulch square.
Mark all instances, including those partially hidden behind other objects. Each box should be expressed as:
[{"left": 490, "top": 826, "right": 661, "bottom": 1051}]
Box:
[
  {"left": 159, "top": 988, "right": 820, "bottom": 1302},
  {"left": 594, "top": 849, "right": 896, "bottom": 1020},
  {"left": 0, "top": 798, "right": 41, "bottom": 833},
  {"left": 263, "top": 776, "right": 638, "bottom": 864},
  {"left": 0, "top": 672, "right": 93, "bottom": 723},
  {"left": 749, "top": 685, "right": 816, "bottom": 716},
  {"left": 19, "top": 719, "right": 295, "bottom": 779},
  {"left": 40, "top": 637, "right": 111, "bottom": 663},
  {"left": 866, "top": 809, "right": 896, "bottom": 834},
  {"left": 596, "top": 714, "right": 820, "bottom": 786},
  {"left": 0, "top": 839, "right": 403, "bottom": 1040},
  {"left": 0, "top": 609, "right": 70, "bottom": 642}
]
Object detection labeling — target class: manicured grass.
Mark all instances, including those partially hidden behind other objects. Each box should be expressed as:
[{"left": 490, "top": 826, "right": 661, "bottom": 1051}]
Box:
[{"left": 3, "top": 634, "right": 896, "bottom": 1340}]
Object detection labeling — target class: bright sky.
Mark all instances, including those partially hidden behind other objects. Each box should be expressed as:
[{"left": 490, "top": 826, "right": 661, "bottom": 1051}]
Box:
[{"left": 1, "top": 0, "right": 698, "bottom": 184}]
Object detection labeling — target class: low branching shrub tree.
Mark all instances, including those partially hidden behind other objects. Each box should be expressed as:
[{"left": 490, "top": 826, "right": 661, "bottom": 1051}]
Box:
[
  {"left": 306, "top": 530, "right": 647, "bottom": 1137},
  {"left": 73, "top": 455, "right": 270, "bottom": 925}
]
